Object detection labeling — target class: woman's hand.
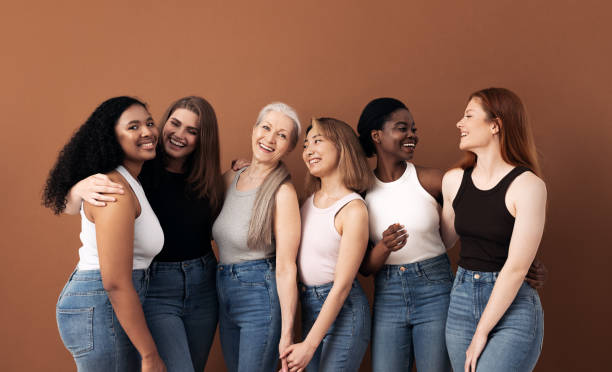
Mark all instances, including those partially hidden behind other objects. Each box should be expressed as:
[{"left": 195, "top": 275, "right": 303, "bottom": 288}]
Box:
[
  {"left": 73, "top": 173, "right": 124, "bottom": 206},
  {"left": 142, "top": 353, "right": 166, "bottom": 372},
  {"left": 379, "top": 223, "right": 408, "bottom": 252},
  {"left": 281, "top": 341, "right": 316, "bottom": 372},
  {"left": 464, "top": 331, "right": 488, "bottom": 372},
  {"left": 278, "top": 334, "right": 292, "bottom": 372},
  {"left": 525, "top": 258, "right": 548, "bottom": 289},
  {"left": 231, "top": 158, "right": 251, "bottom": 171}
]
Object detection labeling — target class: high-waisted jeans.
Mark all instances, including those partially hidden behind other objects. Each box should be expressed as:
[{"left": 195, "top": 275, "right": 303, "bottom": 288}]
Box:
[
  {"left": 300, "top": 279, "right": 371, "bottom": 372},
  {"left": 371, "top": 253, "right": 453, "bottom": 372},
  {"left": 445, "top": 266, "right": 544, "bottom": 372},
  {"left": 216, "top": 258, "right": 281, "bottom": 372},
  {"left": 56, "top": 269, "right": 149, "bottom": 372},
  {"left": 143, "top": 252, "right": 218, "bottom": 372}
]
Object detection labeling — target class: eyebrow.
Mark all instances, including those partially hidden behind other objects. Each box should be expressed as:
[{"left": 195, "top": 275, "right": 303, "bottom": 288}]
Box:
[{"left": 170, "top": 117, "right": 182, "bottom": 124}]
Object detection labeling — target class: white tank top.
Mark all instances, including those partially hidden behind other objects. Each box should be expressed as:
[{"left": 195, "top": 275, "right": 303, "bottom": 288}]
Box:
[
  {"left": 77, "top": 165, "right": 164, "bottom": 270},
  {"left": 298, "top": 192, "right": 363, "bottom": 286},
  {"left": 365, "top": 162, "right": 445, "bottom": 265}
]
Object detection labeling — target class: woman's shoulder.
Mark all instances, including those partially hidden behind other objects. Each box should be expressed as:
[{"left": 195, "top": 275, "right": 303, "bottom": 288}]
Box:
[{"left": 508, "top": 170, "right": 547, "bottom": 200}]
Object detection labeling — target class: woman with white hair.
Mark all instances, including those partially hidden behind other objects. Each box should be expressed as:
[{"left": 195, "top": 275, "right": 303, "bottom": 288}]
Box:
[{"left": 212, "top": 103, "right": 302, "bottom": 372}]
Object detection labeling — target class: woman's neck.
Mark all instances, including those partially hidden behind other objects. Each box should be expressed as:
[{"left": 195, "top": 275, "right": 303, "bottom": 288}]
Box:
[
  {"left": 317, "top": 170, "right": 351, "bottom": 202},
  {"left": 471, "top": 142, "right": 513, "bottom": 181},
  {"left": 165, "top": 156, "right": 186, "bottom": 173},
  {"left": 122, "top": 160, "right": 144, "bottom": 179},
  {"left": 374, "top": 154, "right": 407, "bottom": 182}
]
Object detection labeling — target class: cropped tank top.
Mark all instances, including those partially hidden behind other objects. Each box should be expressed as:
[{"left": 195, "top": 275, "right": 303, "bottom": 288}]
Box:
[
  {"left": 212, "top": 168, "right": 276, "bottom": 264},
  {"left": 366, "top": 162, "right": 446, "bottom": 264},
  {"left": 77, "top": 165, "right": 164, "bottom": 270},
  {"left": 453, "top": 166, "right": 530, "bottom": 272},
  {"left": 298, "top": 192, "right": 363, "bottom": 286}
]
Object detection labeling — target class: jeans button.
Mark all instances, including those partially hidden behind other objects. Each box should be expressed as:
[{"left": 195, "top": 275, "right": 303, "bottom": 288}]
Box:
[
  {"left": 399, "top": 267, "right": 406, "bottom": 272},
  {"left": 219, "top": 267, "right": 224, "bottom": 271},
  {"left": 474, "top": 274, "right": 480, "bottom": 279}
]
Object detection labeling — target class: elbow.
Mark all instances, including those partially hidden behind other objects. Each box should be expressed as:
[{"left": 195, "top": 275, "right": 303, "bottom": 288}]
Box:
[
  {"left": 276, "top": 261, "right": 297, "bottom": 279},
  {"left": 102, "top": 278, "right": 131, "bottom": 294},
  {"left": 332, "top": 281, "right": 353, "bottom": 300},
  {"left": 359, "top": 264, "right": 373, "bottom": 277}
]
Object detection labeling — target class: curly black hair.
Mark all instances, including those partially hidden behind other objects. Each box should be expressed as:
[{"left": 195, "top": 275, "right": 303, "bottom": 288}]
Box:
[{"left": 42, "top": 96, "right": 147, "bottom": 214}]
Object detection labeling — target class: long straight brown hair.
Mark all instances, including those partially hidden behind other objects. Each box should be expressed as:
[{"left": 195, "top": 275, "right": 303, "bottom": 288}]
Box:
[
  {"left": 458, "top": 88, "right": 542, "bottom": 177},
  {"left": 158, "top": 96, "right": 225, "bottom": 214},
  {"left": 304, "top": 117, "right": 373, "bottom": 196}
]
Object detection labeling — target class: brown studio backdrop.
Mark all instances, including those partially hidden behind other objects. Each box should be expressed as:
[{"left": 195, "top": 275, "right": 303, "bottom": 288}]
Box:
[{"left": 1, "top": 0, "right": 610, "bottom": 370}]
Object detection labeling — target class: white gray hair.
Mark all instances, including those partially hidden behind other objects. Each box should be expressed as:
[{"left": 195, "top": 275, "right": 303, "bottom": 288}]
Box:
[{"left": 255, "top": 102, "right": 301, "bottom": 151}]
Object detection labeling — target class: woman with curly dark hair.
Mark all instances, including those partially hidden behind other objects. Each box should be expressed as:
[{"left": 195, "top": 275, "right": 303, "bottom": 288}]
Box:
[
  {"left": 64, "top": 96, "right": 225, "bottom": 372},
  {"left": 44, "top": 96, "right": 166, "bottom": 372}
]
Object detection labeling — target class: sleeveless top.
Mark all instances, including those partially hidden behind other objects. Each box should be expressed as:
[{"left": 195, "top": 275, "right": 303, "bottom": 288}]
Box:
[
  {"left": 453, "top": 166, "right": 530, "bottom": 272},
  {"left": 139, "top": 160, "right": 214, "bottom": 262},
  {"left": 366, "top": 162, "right": 446, "bottom": 264},
  {"left": 77, "top": 165, "right": 164, "bottom": 270},
  {"left": 212, "top": 167, "right": 275, "bottom": 264},
  {"left": 298, "top": 192, "right": 363, "bottom": 286}
]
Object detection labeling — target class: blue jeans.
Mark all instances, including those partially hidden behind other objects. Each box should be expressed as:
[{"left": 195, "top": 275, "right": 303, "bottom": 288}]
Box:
[
  {"left": 216, "top": 258, "right": 281, "bottom": 372},
  {"left": 56, "top": 269, "right": 149, "bottom": 372},
  {"left": 445, "top": 267, "right": 544, "bottom": 372},
  {"left": 371, "top": 254, "right": 453, "bottom": 372},
  {"left": 143, "top": 253, "right": 218, "bottom": 372},
  {"left": 300, "top": 280, "right": 371, "bottom": 372}
]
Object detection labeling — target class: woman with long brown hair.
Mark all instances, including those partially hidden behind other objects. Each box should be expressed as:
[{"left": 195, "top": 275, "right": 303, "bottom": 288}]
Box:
[
  {"left": 442, "top": 88, "right": 546, "bottom": 371},
  {"left": 65, "top": 96, "right": 224, "bottom": 372}
]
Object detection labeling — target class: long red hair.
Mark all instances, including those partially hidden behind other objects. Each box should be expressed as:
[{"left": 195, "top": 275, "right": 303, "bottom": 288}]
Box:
[{"left": 458, "top": 87, "right": 542, "bottom": 177}]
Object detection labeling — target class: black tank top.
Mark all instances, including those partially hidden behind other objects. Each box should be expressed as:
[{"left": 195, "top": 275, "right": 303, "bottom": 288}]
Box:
[{"left": 453, "top": 166, "right": 530, "bottom": 272}]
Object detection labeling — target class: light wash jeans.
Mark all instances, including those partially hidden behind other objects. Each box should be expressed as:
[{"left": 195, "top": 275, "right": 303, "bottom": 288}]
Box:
[
  {"left": 144, "top": 253, "right": 218, "bottom": 372},
  {"left": 300, "top": 279, "right": 371, "bottom": 372},
  {"left": 371, "top": 253, "right": 453, "bottom": 372},
  {"left": 445, "top": 267, "right": 544, "bottom": 372},
  {"left": 216, "top": 258, "right": 281, "bottom": 372},
  {"left": 56, "top": 269, "right": 149, "bottom": 372}
]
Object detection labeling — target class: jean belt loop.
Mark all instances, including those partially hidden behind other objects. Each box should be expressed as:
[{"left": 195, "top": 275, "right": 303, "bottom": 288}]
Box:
[{"left": 416, "top": 262, "right": 423, "bottom": 277}]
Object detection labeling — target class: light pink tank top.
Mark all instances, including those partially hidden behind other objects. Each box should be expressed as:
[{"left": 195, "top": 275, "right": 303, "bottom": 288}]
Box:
[{"left": 298, "top": 192, "right": 363, "bottom": 286}]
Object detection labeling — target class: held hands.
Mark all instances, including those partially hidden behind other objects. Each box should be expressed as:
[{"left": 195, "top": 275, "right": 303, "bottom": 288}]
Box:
[
  {"left": 464, "top": 330, "right": 488, "bottom": 372},
  {"left": 141, "top": 353, "right": 166, "bottom": 372},
  {"left": 278, "top": 334, "right": 293, "bottom": 372},
  {"left": 378, "top": 223, "right": 408, "bottom": 253},
  {"left": 525, "top": 258, "right": 548, "bottom": 289},
  {"left": 73, "top": 174, "right": 124, "bottom": 206},
  {"left": 279, "top": 341, "right": 316, "bottom": 372}
]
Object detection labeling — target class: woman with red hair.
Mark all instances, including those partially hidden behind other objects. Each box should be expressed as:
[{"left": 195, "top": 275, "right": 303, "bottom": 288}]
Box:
[{"left": 442, "top": 88, "right": 546, "bottom": 371}]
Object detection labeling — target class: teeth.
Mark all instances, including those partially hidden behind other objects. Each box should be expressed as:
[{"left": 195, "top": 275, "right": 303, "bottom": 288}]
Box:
[
  {"left": 309, "top": 159, "right": 320, "bottom": 164},
  {"left": 260, "top": 143, "right": 274, "bottom": 151},
  {"left": 170, "top": 138, "right": 185, "bottom": 147},
  {"left": 461, "top": 133, "right": 467, "bottom": 137},
  {"left": 403, "top": 143, "right": 415, "bottom": 147}
]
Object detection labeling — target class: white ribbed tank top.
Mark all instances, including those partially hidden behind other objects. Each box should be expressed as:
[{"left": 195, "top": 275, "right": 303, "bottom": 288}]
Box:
[
  {"left": 77, "top": 165, "right": 164, "bottom": 270},
  {"left": 365, "top": 162, "right": 445, "bottom": 265}
]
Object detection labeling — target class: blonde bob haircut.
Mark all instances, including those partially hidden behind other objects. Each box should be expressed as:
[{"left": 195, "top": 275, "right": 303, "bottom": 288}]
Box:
[{"left": 304, "top": 117, "right": 373, "bottom": 196}]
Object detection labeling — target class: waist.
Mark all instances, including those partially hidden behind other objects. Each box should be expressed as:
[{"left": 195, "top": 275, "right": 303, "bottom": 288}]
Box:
[
  {"left": 150, "top": 252, "right": 216, "bottom": 272},
  {"left": 455, "top": 266, "right": 500, "bottom": 283},
  {"left": 217, "top": 257, "right": 275, "bottom": 275},
  {"left": 299, "top": 279, "right": 361, "bottom": 296},
  {"left": 70, "top": 268, "right": 149, "bottom": 281},
  {"left": 378, "top": 253, "right": 450, "bottom": 278}
]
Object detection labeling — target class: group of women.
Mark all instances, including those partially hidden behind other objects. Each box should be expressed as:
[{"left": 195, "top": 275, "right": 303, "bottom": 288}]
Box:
[{"left": 43, "top": 87, "right": 547, "bottom": 372}]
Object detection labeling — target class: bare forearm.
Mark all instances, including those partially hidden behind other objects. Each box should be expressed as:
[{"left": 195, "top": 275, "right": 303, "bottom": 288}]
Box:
[
  {"left": 106, "top": 287, "right": 158, "bottom": 359},
  {"left": 475, "top": 267, "right": 528, "bottom": 336},
  {"left": 360, "top": 242, "right": 390, "bottom": 276},
  {"left": 276, "top": 266, "right": 298, "bottom": 338},
  {"left": 303, "top": 283, "right": 352, "bottom": 348}
]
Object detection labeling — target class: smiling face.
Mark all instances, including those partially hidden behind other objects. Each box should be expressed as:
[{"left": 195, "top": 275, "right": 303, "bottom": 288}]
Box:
[
  {"left": 457, "top": 98, "right": 498, "bottom": 151},
  {"left": 114, "top": 104, "right": 158, "bottom": 163},
  {"left": 302, "top": 123, "right": 340, "bottom": 178},
  {"left": 373, "top": 108, "right": 418, "bottom": 161},
  {"left": 251, "top": 110, "right": 295, "bottom": 164},
  {"left": 162, "top": 108, "right": 200, "bottom": 162}
]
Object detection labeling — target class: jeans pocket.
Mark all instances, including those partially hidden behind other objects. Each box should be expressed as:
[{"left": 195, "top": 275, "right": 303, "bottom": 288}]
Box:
[
  {"left": 423, "top": 267, "right": 453, "bottom": 284},
  {"left": 56, "top": 307, "right": 94, "bottom": 357},
  {"left": 234, "top": 269, "right": 267, "bottom": 286}
]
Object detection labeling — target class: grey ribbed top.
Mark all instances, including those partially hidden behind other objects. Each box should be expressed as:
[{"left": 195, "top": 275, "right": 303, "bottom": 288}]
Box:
[{"left": 212, "top": 168, "right": 276, "bottom": 264}]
